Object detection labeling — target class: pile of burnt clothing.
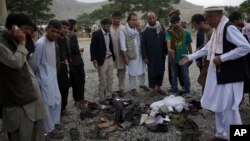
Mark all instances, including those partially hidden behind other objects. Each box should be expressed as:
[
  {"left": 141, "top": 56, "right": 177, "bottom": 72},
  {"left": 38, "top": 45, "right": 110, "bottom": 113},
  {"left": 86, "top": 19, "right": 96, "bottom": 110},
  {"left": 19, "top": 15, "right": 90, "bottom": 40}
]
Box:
[
  {"left": 97, "top": 98, "right": 169, "bottom": 133},
  {"left": 80, "top": 98, "right": 148, "bottom": 139},
  {"left": 98, "top": 98, "right": 148, "bottom": 125},
  {"left": 149, "top": 95, "right": 202, "bottom": 141}
]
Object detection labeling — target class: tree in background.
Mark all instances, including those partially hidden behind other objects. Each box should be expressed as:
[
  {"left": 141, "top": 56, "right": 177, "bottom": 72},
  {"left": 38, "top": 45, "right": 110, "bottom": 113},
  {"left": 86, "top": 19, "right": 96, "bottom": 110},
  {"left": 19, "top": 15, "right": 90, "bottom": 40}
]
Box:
[
  {"left": 77, "top": 0, "right": 180, "bottom": 27},
  {"left": 224, "top": 6, "right": 239, "bottom": 15},
  {"left": 6, "top": 0, "right": 54, "bottom": 22},
  {"left": 239, "top": 0, "right": 250, "bottom": 15},
  {"left": 225, "top": 0, "right": 249, "bottom": 18}
]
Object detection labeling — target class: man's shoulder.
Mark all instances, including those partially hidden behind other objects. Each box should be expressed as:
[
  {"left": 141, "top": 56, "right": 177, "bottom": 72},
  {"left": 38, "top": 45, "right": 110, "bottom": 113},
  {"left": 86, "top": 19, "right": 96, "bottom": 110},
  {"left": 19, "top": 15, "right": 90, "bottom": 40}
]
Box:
[
  {"left": 68, "top": 32, "right": 77, "bottom": 38},
  {"left": 183, "top": 29, "right": 191, "bottom": 36},
  {"left": 243, "top": 24, "right": 250, "bottom": 31},
  {"left": 120, "top": 24, "right": 125, "bottom": 29},
  {"left": 92, "top": 29, "right": 102, "bottom": 37},
  {"left": 35, "top": 36, "right": 47, "bottom": 48}
]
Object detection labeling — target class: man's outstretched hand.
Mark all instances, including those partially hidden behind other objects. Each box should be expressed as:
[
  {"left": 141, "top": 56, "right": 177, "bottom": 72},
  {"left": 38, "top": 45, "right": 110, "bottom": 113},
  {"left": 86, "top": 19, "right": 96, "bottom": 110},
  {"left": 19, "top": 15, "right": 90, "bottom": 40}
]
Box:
[{"left": 179, "top": 55, "right": 189, "bottom": 65}]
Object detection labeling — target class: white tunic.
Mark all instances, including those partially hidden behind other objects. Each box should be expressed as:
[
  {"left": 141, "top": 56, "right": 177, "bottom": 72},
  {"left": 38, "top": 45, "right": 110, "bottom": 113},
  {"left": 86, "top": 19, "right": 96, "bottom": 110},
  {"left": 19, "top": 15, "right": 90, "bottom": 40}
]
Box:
[
  {"left": 30, "top": 36, "right": 61, "bottom": 132},
  {"left": 30, "top": 36, "right": 61, "bottom": 106},
  {"left": 119, "top": 26, "right": 146, "bottom": 76},
  {"left": 188, "top": 25, "right": 250, "bottom": 112}
]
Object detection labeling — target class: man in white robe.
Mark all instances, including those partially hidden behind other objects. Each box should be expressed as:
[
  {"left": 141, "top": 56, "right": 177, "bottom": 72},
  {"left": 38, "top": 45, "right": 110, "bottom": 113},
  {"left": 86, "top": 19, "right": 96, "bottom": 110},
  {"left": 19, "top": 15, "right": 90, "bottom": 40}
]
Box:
[
  {"left": 30, "top": 20, "right": 64, "bottom": 139},
  {"left": 180, "top": 6, "right": 250, "bottom": 141},
  {"left": 119, "top": 12, "right": 148, "bottom": 95}
]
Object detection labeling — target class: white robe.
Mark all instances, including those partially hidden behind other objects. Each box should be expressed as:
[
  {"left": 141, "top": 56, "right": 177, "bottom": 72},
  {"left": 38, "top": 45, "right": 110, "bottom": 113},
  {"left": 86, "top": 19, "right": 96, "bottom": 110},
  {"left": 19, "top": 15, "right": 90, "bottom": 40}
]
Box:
[
  {"left": 119, "top": 26, "right": 146, "bottom": 76},
  {"left": 30, "top": 36, "right": 61, "bottom": 132},
  {"left": 188, "top": 25, "right": 250, "bottom": 112}
]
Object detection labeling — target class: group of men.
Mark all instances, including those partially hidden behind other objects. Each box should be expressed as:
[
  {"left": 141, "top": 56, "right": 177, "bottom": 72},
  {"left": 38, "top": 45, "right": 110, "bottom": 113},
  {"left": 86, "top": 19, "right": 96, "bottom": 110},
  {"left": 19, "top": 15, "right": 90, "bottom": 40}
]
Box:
[
  {"left": 90, "top": 11, "right": 169, "bottom": 102},
  {"left": 0, "top": 13, "right": 85, "bottom": 140}
]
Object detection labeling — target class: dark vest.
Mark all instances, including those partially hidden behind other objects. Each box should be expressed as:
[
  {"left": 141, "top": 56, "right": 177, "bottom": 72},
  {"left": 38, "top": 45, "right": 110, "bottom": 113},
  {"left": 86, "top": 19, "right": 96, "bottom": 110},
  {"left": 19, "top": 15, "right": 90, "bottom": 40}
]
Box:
[
  {"left": 216, "top": 22, "right": 248, "bottom": 84},
  {"left": 0, "top": 32, "right": 37, "bottom": 107}
]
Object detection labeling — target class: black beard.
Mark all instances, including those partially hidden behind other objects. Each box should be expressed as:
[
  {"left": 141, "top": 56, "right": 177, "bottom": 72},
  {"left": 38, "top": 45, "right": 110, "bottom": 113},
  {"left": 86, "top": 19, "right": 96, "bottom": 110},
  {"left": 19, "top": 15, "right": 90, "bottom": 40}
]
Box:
[{"left": 149, "top": 22, "right": 156, "bottom": 26}]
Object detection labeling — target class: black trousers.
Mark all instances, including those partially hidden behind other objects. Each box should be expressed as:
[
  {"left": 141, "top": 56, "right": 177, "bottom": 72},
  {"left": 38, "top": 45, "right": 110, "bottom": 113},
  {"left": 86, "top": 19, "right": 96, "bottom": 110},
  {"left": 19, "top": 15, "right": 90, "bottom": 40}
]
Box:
[
  {"left": 168, "top": 62, "right": 184, "bottom": 87},
  {"left": 59, "top": 87, "right": 69, "bottom": 111},
  {"left": 148, "top": 74, "right": 164, "bottom": 88},
  {"left": 70, "top": 64, "right": 85, "bottom": 102}
]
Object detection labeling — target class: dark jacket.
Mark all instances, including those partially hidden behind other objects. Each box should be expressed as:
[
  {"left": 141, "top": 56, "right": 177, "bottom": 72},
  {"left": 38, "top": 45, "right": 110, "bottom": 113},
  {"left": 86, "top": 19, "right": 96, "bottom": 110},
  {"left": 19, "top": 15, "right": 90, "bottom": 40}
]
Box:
[
  {"left": 0, "top": 32, "right": 37, "bottom": 106},
  {"left": 216, "top": 22, "right": 249, "bottom": 84},
  {"left": 90, "top": 29, "right": 115, "bottom": 66},
  {"left": 56, "top": 36, "right": 71, "bottom": 88},
  {"left": 141, "top": 27, "right": 166, "bottom": 77},
  {"left": 68, "top": 32, "right": 84, "bottom": 66}
]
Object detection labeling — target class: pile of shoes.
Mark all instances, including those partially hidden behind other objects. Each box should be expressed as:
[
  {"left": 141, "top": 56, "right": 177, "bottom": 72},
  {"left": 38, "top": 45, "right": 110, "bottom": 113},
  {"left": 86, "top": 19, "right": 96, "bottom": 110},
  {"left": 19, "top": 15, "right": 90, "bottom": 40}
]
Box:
[{"left": 97, "top": 117, "right": 118, "bottom": 134}]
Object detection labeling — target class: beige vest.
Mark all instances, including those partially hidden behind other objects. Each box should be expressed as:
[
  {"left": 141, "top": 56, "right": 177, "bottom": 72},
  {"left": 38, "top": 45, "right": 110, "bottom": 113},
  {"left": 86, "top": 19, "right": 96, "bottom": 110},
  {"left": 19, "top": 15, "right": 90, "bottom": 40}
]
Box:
[
  {"left": 111, "top": 25, "right": 125, "bottom": 69},
  {"left": 121, "top": 27, "right": 136, "bottom": 60}
]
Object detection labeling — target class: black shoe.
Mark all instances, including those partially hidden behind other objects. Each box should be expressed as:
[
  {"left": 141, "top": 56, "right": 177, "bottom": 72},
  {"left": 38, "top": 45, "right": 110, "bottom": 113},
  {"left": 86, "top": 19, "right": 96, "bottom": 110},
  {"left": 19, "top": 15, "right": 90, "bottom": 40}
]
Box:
[
  {"left": 158, "top": 90, "right": 167, "bottom": 95},
  {"left": 129, "top": 89, "right": 139, "bottom": 96},
  {"left": 47, "top": 129, "right": 64, "bottom": 139},
  {"left": 139, "top": 85, "right": 150, "bottom": 91},
  {"left": 54, "top": 124, "right": 64, "bottom": 131},
  {"left": 190, "top": 100, "right": 202, "bottom": 109},
  {"left": 179, "top": 90, "right": 186, "bottom": 95},
  {"left": 70, "top": 127, "right": 80, "bottom": 140}
]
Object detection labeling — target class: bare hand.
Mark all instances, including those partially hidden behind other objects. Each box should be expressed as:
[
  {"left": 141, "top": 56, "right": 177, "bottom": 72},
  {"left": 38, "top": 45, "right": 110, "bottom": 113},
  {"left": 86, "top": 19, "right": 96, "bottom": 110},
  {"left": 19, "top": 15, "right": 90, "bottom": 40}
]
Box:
[
  {"left": 213, "top": 56, "right": 222, "bottom": 66},
  {"left": 80, "top": 48, "right": 84, "bottom": 52},
  {"left": 144, "top": 59, "right": 149, "bottom": 64},
  {"left": 11, "top": 25, "right": 25, "bottom": 46},
  {"left": 124, "top": 56, "right": 129, "bottom": 65},
  {"left": 168, "top": 48, "right": 175, "bottom": 57},
  {"left": 92, "top": 60, "right": 98, "bottom": 68},
  {"left": 179, "top": 55, "right": 189, "bottom": 65}
]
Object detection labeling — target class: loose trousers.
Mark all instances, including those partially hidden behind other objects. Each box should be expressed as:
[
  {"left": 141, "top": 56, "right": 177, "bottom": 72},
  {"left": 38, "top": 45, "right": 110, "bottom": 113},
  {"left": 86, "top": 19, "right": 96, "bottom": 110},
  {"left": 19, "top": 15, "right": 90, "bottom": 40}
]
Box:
[{"left": 97, "top": 57, "right": 114, "bottom": 100}]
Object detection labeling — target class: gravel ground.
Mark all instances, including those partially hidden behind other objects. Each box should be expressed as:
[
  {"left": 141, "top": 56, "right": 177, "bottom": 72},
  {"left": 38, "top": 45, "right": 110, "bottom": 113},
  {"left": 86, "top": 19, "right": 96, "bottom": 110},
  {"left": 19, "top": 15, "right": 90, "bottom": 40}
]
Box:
[{"left": 1, "top": 38, "right": 250, "bottom": 141}]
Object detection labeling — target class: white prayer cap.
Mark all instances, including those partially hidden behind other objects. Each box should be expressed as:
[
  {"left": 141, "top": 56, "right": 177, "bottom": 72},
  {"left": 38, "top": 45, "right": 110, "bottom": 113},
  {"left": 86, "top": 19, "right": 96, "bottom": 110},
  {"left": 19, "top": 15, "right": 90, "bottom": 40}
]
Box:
[{"left": 204, "top": 6, "right": 224, "bottom": 12}]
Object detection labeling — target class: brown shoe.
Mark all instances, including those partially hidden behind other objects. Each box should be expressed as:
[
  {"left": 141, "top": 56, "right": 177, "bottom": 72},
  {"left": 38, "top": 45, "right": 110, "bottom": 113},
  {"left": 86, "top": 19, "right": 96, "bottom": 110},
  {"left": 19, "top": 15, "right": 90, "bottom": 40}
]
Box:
[
  {"left": 47, "top": 129, "right": 64, "bottom": 139},
  {"left": 97, "top": 120, "right": 115, "bottom": 129},
  {"left": 103, "top": 124, "right": 118, "bottom": 133},
  {"left": 206, "top": 136, "right": 228, "bottom": 141}
]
